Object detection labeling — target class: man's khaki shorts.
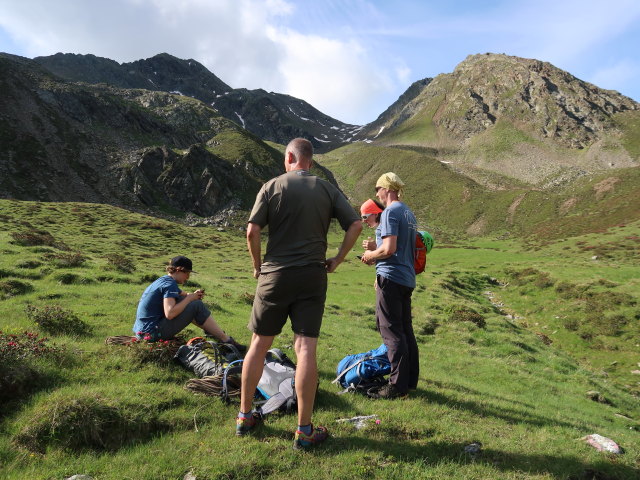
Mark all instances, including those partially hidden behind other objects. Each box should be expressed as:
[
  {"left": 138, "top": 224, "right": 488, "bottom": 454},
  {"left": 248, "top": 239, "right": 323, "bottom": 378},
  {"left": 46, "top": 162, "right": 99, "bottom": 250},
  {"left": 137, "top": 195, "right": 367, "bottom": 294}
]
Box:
[{"left": 249, "top": 264, "right": 327, "bottom": 337}]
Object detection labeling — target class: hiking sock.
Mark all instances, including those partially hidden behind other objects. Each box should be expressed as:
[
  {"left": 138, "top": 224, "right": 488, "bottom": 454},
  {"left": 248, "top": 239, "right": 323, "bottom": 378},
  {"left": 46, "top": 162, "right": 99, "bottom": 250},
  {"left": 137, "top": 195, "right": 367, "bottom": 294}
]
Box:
[
  {"left": 298, "top": 424, "right": 312, "bottom": 436},
  {"left": 238, "top": 411, "right": 252, "bottom": 420}
]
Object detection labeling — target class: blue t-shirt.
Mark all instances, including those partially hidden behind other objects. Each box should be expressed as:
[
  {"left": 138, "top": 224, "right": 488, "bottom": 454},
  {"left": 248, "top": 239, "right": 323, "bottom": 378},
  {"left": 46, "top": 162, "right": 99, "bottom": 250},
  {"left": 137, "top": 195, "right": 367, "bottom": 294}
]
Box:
[
  {"left": 132, "top": 275, "right": 181, "bottom": 334},
  {"left": 376, "top": 202, "right": 417, "bottom": 288}
]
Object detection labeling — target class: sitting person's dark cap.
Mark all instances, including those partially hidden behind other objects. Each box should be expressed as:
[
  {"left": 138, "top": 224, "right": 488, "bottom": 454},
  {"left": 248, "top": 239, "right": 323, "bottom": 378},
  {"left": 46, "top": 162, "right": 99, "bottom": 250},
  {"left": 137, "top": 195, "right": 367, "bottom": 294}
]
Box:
[{"left": 171, "top": 255, "right": 197, "bottom": 273}]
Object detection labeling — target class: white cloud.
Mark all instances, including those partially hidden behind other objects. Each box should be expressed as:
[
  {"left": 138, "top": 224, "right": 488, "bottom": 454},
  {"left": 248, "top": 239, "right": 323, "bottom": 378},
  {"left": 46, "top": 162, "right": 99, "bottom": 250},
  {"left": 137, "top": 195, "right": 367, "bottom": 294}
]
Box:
[
  {"left": 0, "top": 0, "right": 402, "bottom": 123},
  {"left": 266, "top": 28, "right": 395, "bottom": 123}
]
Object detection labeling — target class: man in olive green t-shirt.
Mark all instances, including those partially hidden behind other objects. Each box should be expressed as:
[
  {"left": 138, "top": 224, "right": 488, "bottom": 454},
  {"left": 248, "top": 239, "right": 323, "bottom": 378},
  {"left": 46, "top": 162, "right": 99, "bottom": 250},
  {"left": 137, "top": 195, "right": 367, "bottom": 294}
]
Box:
[{"left": 235, "top": 138, "right": 362, "bottom": 449}]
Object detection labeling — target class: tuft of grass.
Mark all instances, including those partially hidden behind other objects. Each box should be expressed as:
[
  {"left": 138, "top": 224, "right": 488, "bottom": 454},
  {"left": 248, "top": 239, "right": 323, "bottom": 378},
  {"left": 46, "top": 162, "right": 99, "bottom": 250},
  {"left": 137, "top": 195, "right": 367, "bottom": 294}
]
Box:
[
  {"left": 0, "top": 279, "right": 33, "bottom": 298},
  {"left": 13, "top": 392, "right": 174, "bottom": 453},
  {"left": 10, "top": 230, "right": 68, "bottom": 250},
  {"left": 45, "top": 251, "right": 87, "bottom": 268},
  {"left": 448, "top": 306, "right": 486, "bottom": 328},
  {"left": 103, "top": 253, "right": 136, "bottom": 273},
  {"left": 123, "top": 337, "right": 183, "bottom": 366},
  {"left": 24, "top": 304, "right": 91, "bottom": 336}
]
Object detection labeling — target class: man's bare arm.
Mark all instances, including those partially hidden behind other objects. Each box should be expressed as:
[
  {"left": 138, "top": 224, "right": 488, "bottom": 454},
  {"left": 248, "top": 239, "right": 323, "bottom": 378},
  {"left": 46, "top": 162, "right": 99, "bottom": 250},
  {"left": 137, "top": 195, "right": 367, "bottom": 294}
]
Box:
[
  {"left": 325, "top": 220, "right": 363, "bottom": 273},
  {"left": 247, "top": 222, "right": 262, "bottom": 279}
]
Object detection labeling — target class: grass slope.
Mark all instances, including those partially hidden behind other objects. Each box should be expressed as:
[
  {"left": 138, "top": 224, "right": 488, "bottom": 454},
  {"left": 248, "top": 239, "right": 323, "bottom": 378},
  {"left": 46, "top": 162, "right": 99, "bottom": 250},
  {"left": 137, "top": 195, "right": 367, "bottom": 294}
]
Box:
[
  {"left": 317, "top": 143, "right": 640, "bottom": 241},
  {"left": 0, "top": 199, "right": 638, "bottom": 480}
]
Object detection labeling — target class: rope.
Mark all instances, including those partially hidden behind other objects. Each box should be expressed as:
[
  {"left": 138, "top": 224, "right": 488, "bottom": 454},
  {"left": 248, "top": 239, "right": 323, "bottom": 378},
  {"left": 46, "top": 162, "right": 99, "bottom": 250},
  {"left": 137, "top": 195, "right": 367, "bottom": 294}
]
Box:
[
  {"left": 185, "top": 374, "right": 241, "bottom": 397},
  {"left": 105, "top": 335, "right": 136, "bottom": 345}
]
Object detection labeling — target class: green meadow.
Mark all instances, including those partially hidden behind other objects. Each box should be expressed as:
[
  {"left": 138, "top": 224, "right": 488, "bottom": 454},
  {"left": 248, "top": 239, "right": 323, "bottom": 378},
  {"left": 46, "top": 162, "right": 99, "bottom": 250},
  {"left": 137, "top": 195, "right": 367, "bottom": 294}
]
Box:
[{"left": 0, "top": 199, "right": 638, "bottom": 479}]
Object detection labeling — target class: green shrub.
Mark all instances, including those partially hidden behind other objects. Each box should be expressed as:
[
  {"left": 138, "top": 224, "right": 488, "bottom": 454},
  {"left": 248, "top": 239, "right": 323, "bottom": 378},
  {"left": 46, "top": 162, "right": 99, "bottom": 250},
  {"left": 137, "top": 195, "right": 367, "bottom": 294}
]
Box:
[
  {"left": 124, "top": 337, "right": 182, "bottom": 366},
  {"left": 54, "top": 272, "right": 79, "bottom": 285},
  {"left": 139, "top": 273, "right": 157, "bottom": 284},
  {"left": 418, "top": 317, "right": 440, "bottom": 335},
  {"left": 563, "top": 317, "right": 580, "bottom": 331},
  {"left": 533, "top": 272, "right": 554, "bottom": 289},
  {"left": 10, "top": 230, "right": 68, "bottom": 250},
  {"left": 0, "top": 331, "right": 64, "bottom": 403},
  {"left": 239, "top": 291, "right": 255, "bottom": 305},
  {"left": 0, "top": 279, "right": 33, "bottom": 298},
  {"left": 24, "top": 304, "right": 91, "bottom": 336},
  {"left": 586, "top": 312, "right": 629, "bottom": 337},
  {"left": 96, "top": 274, "right": 133, "bottom": 284}
]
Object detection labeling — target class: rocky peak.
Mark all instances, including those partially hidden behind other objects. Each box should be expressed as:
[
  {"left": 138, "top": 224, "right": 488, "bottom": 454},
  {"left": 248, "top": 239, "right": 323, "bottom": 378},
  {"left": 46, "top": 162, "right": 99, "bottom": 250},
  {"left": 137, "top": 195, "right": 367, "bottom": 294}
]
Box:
[{"left": 438, "top": 53, "right": 638, "bottom": 148}]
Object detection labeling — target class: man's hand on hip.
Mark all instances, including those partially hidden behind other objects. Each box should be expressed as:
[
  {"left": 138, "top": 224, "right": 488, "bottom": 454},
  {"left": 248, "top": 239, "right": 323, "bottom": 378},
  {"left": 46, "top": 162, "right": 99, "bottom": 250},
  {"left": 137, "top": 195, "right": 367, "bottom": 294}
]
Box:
[{"left": 325, "top": 257, "right": 342, "bottom": 273}]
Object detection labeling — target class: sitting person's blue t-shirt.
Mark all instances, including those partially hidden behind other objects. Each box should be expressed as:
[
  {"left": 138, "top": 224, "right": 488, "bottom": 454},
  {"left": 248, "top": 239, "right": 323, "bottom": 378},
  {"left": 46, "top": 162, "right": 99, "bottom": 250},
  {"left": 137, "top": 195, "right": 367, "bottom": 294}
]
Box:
[{"left": 133, "top": 275, "right": 181, "bottom": 335}]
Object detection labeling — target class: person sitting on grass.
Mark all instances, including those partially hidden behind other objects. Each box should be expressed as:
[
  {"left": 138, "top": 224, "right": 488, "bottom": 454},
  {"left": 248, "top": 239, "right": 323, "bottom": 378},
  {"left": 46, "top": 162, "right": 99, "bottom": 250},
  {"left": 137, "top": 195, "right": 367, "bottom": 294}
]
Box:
[{"left": 132, "top": 255, "right": 246, "bottom": 352}]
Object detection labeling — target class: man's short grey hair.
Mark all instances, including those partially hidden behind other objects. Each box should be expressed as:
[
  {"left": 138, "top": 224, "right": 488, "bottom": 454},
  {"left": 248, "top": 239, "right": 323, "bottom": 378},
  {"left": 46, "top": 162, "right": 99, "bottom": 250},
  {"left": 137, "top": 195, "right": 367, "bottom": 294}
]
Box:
[{"left": 286, "top": 138, "right": 313, "bottom": 164}]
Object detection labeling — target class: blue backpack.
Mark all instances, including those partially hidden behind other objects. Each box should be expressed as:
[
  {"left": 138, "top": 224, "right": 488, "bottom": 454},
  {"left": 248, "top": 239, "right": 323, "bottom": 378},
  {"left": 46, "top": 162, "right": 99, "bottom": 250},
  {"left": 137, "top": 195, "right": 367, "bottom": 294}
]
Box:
[{"left": 333, "top": 344, "right": 391, "bottom": 393}]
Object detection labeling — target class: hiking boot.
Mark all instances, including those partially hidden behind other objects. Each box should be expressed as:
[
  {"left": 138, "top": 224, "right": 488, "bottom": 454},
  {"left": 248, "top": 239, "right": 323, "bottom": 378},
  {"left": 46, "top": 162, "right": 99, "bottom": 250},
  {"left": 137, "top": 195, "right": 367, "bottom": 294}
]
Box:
[
  {"left": 235, "top": 412, "right": 262, "bottom": 436},
  {"left": 227, "top": 336, "right": 247, "bottom": 354},
  {"left": 367, "top": 382, "right": 408, "bottom": 400},
  {"left": 293, "top": 424, "right": 329, "bottom": 450}
]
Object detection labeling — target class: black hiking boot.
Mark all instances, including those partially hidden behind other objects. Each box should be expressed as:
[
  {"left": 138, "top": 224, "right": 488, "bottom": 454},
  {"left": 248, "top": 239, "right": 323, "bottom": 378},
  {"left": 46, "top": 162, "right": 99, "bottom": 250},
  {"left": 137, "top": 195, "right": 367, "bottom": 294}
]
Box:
[{"left": 367, "top": 382, "right": 408, "bottom": 400}]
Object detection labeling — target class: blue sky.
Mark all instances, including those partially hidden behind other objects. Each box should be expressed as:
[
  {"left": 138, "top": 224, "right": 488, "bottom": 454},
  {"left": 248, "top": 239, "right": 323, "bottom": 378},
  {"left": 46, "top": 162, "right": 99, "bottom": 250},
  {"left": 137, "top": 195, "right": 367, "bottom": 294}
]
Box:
[{"left": 1, "top": 0, "right": 639, "bottom": 125}]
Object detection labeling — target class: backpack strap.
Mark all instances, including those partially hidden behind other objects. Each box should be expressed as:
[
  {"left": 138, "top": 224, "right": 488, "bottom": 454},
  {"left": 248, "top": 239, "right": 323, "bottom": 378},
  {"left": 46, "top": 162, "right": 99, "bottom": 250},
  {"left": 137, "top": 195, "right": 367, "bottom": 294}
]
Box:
[
  {"left": 332, "top": 356, "right": 371, "bottom": 385},
  {"left": 221, "top": 359, "right": 244, "bottom": 404},
  {"left": 219, "top": 341, "right": 243, "bottom": 362},
  {"left": 256, "top": 378, "right": 296, "bottom": 415}
]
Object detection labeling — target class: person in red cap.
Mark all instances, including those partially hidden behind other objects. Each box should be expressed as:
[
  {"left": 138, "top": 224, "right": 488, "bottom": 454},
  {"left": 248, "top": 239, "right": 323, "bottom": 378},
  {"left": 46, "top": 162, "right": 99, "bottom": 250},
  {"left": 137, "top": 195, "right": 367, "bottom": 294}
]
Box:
[
  {"left": 360, "top": 199, "right": 384, "bottom": 251},
  {"left": 133, "top": 255, "right": 245, "bottom": 351}
]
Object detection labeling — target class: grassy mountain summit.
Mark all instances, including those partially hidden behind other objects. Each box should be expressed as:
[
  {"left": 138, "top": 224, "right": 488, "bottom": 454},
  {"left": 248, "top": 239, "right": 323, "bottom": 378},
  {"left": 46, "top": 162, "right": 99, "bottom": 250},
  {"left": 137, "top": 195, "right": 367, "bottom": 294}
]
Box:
[{"left": 354, "top": 53, "right": 640, "bottom": 185}]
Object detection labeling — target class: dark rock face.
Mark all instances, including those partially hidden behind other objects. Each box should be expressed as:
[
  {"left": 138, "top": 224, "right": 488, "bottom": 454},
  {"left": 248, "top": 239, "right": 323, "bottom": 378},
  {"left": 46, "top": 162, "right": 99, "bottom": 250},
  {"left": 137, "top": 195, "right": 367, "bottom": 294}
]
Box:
[
  {"left": 122, "top": 144, "right": 255, "bottom": 217},
  {"left": 34, "top": 52, "right": 360, "bottom": 151},
  {"left": 0, "top": 53, "right": 283, "bottom": 217}
]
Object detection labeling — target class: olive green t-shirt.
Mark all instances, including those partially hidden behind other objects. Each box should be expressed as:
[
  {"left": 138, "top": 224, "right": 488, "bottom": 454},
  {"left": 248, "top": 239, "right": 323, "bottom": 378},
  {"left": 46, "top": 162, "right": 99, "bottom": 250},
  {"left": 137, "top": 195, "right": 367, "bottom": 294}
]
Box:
[{"left": 248, "top": 170, "right": 359, "bottom": 273}]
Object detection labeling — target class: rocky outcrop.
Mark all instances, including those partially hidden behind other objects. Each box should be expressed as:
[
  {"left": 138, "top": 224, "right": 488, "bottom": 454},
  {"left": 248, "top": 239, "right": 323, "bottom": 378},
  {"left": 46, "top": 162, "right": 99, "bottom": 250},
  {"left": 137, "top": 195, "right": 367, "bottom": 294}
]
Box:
[
  {"left": 121, "top": 144, "right": 256, "bottom": 216},
  {"left": 363, "top": 54, "right": 638, "bottom": 150},
  {"left": 440, "top": 53, "right": 638, "bottom": 148}
]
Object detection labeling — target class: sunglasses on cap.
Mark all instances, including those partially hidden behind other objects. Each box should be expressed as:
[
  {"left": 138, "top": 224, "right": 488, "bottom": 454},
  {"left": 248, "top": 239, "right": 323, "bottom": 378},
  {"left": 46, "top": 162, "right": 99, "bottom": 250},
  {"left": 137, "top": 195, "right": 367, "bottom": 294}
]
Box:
[{"left": 361, "top": 214, "right": 372, "bottom": 220}]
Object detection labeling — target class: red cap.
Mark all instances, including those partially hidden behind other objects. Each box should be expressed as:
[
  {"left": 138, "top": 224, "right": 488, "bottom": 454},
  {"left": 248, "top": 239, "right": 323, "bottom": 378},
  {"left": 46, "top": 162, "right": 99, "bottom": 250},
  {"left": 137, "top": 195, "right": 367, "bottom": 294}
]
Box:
[{"left": 360, "top": 199, "right": 383, "bottom": 215}]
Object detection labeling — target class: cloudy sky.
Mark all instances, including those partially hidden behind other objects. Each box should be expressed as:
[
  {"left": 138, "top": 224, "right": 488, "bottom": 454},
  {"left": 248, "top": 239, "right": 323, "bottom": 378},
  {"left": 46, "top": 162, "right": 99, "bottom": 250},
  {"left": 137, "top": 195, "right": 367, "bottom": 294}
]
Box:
[{"left": 1, "top": 0, "right": 639, "bottom": 125}]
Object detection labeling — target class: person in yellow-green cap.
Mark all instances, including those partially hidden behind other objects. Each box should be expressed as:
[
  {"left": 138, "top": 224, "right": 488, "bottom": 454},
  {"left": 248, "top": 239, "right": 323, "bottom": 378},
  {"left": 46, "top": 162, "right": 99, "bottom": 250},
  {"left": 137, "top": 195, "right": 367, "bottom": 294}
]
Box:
[{"left": 361, "top": 172, "right": 419, "bottom": 399}]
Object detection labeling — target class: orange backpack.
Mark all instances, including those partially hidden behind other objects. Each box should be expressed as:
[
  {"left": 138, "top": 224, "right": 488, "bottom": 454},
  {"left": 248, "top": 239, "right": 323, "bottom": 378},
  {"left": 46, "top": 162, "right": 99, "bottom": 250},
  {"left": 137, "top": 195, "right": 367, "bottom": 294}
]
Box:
[{"left": 414, "top": 231, "right": 434, "bottom": 274}]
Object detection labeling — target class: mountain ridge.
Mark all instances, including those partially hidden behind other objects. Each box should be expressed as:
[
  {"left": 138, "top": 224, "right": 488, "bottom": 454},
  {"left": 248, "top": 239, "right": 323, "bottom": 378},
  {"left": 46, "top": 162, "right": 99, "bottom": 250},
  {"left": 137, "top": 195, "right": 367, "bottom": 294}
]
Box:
[
  {"left": 0, "top": 52, "right": 285, "bottom": 220},
  {"left": 33, "top": 52, "right": 361, "bottom": 152}
]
